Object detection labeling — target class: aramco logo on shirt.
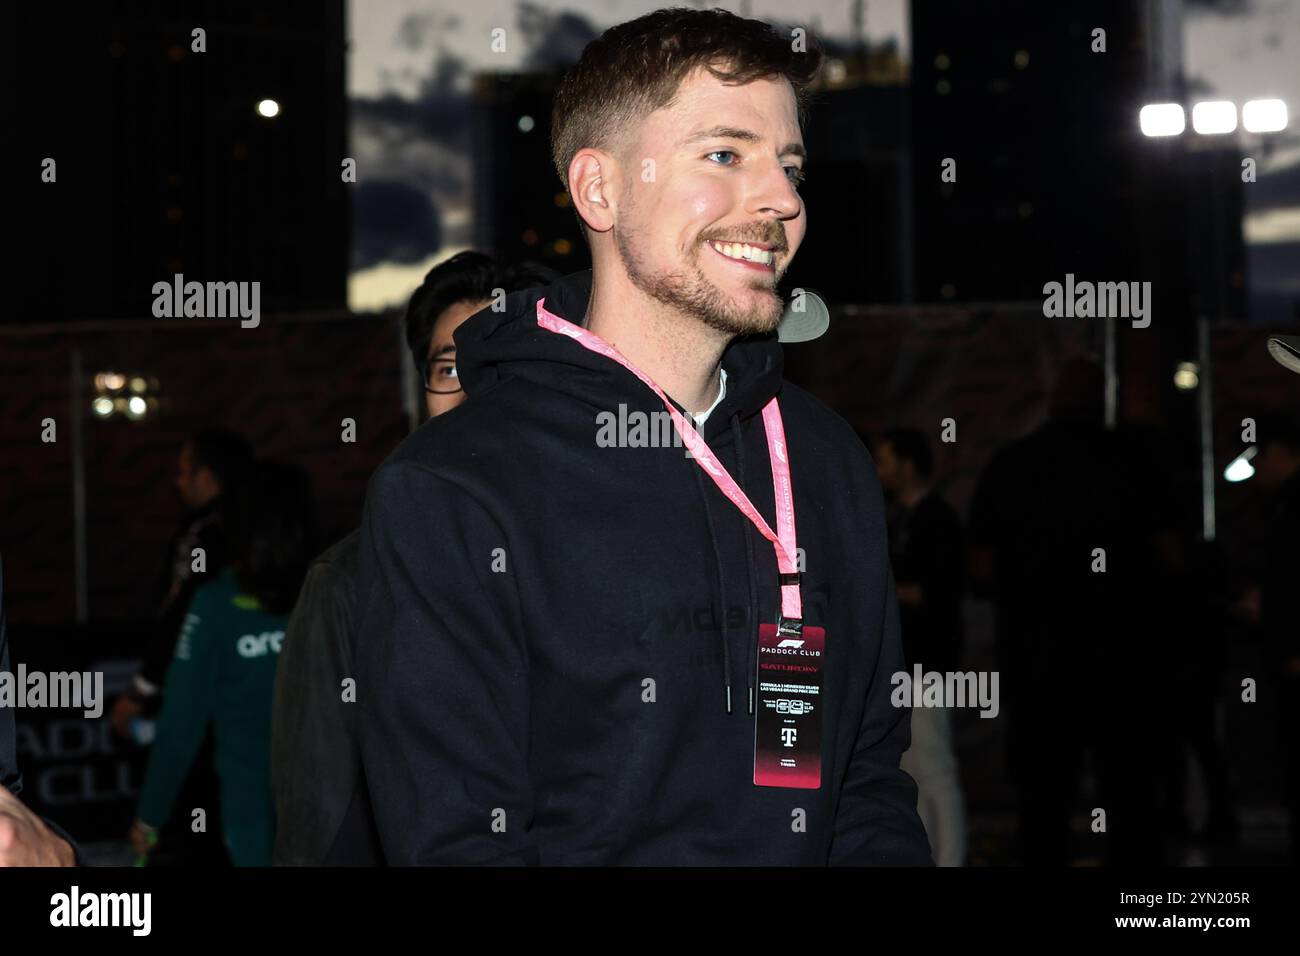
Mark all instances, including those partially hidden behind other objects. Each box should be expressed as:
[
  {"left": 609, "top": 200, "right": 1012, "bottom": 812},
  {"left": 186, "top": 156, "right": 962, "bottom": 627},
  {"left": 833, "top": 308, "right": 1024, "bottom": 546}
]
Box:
[{"left": 236, "top": 630, "right": 285, "bottom": 658}]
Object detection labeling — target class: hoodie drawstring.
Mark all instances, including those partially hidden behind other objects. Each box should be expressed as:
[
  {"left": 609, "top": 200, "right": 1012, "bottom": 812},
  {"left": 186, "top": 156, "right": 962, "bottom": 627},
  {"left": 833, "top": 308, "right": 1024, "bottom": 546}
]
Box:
[
  {"left": 692, "top": 462, "right": 733, "bottom": 713},
  {"left": 690, "top": 412, "right": 764, "bottom": 716},
  {"left": 732, "top": 413, "right": 759, "bottom": 716}
]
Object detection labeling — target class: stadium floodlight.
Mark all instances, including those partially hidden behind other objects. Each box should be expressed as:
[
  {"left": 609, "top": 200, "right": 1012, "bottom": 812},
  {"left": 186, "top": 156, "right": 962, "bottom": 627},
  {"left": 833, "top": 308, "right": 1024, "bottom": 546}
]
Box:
[
  {"left": 1191, "top": 100, "right": 1237, "bottom": 135},
  {"left": 1140, "top": 103, "right": 1185, "bottom": 137},
  {"left": 1242, "top": 98, "right": 1287, "bottom": 133}
]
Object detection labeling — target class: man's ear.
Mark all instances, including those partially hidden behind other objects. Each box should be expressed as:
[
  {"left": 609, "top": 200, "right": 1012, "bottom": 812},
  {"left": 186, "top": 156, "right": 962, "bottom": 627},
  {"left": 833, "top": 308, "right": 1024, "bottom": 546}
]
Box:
[{"left": 567, "top": 147, "right": 618, "bottom": 234}]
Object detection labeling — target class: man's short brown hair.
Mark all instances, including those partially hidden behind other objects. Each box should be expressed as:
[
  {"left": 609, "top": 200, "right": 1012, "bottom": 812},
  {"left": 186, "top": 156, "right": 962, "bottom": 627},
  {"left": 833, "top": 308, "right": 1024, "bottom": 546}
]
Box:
[{"left": 550, "top": 7, "right": 823, "bottom": 188}]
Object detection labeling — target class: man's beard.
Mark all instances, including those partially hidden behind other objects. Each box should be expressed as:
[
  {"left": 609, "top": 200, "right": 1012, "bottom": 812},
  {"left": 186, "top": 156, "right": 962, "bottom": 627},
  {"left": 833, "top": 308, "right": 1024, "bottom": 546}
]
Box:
[{"left": 616, "top": 221, "right": 786, "bottom": 338}]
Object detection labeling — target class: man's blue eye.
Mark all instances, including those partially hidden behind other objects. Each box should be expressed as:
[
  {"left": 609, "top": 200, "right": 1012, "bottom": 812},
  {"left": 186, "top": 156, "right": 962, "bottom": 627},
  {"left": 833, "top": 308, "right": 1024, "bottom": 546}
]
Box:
[
  {"left": 785, "top": 166, "right": 806, "bottom": 186},
  {"left": 706, "top": 150, "right": 737, "bottom": 165}
]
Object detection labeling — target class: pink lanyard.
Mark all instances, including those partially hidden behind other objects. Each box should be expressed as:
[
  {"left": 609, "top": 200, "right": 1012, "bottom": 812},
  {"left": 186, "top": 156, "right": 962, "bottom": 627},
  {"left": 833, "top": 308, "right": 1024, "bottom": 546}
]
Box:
[{"left": 536, "top": 298, "right": 802, "bottom": 623}]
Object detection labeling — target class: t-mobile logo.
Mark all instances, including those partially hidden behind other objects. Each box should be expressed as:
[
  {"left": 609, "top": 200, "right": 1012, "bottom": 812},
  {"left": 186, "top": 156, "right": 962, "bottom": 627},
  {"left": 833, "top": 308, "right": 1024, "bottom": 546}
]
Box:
[{"left": 780, "top": 727, "right": 798, "bottom": 747}]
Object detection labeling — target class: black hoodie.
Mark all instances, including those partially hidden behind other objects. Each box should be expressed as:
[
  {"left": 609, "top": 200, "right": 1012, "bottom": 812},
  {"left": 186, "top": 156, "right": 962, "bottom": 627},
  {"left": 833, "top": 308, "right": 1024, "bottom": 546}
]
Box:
[{"left": 353, "top": 269, "right": 931, "bottom": 865}]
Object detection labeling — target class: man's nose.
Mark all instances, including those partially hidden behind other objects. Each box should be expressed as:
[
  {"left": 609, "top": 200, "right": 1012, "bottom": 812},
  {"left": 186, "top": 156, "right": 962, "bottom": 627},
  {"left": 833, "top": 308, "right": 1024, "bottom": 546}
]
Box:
[{"left": 748, "top": 159, "right": 802, "bottom": 222}]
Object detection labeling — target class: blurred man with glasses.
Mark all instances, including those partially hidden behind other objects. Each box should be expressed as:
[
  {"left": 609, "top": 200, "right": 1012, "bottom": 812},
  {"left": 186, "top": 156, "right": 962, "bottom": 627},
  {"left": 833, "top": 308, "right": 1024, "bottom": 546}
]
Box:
[
  {"left": 410, "top": 254, "right": 559, "bottom": 419},
  {"left": 270, "top": 252, "right": 556, "bottom": 865}
]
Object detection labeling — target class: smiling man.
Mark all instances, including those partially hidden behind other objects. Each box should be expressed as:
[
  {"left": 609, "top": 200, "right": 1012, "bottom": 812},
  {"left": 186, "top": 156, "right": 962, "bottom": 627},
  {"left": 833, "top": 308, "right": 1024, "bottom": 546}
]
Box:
[{"left": 353, "top": 7, "right": 931, "bottom": 865}]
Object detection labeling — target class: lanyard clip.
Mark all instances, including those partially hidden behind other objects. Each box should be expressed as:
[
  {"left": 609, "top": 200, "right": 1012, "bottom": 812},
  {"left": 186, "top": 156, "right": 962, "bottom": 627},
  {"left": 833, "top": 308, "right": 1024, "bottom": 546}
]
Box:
[{"left": 776, "top": 615, "right": 803, "bottom": 638}]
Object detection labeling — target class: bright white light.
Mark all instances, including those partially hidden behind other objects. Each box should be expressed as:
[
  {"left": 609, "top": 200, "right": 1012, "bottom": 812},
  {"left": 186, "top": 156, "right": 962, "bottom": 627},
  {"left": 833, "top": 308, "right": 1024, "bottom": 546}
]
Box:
[
  {"left": 125, "top": 395, "right": 147, "bottom": 419},
  {"left": 1242, "top": 98, "right": 1287, "bottom": 133},
  {"left": 1140, "top": 103, "right": 1185, "bottom": 137},
  {"left": 92, "top": 397, "right": 115, "bottom": 418},
  {"left": 517, "top": 115, "right": 534, "bottom": 133},
  {"left": 1224, "top": 457, "right": 1254, "bottom": 482},
  {"left": 1224, "top": 446, "right": 1257, "bottom": 483},
  {"left": 1174, "top": 361, "right": 1199, "bottom": 390},
  {"left": 1192, "top": 100, "right": 1237, "bottom": 135},
  {"left": 257, "top": 99, "right": 281, "bottom": 118},
  {"left": 1244, "top": 206, "right": 1300, "bottom": 244}
]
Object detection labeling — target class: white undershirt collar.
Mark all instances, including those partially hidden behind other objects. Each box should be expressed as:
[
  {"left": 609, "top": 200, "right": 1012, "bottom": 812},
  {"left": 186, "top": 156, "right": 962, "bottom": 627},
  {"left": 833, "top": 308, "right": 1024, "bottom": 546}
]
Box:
[{"left": 691, "top": 367, "right": 728, "bottom": 426}]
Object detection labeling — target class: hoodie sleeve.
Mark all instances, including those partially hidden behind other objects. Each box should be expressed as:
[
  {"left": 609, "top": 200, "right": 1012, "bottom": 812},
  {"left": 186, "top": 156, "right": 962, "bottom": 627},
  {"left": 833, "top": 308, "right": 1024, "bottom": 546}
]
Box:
[
  {"left": 355, "top": 460, "right": 537, "bottom": 865},
  {"left": 827, "top": 475, "right": 934, "bottom": 866},
  {"left": 271, "top": 540, "right": 360, "bottom": 866},
  {"left": 135, "top": 587, "right": 221, "bottom": 828}
]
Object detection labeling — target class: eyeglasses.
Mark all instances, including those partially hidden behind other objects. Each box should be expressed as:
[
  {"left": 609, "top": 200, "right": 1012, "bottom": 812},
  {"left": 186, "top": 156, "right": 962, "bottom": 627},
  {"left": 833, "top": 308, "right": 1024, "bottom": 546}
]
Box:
[{"left": 421, "top": 357, "right": 462, "bottom": 395}]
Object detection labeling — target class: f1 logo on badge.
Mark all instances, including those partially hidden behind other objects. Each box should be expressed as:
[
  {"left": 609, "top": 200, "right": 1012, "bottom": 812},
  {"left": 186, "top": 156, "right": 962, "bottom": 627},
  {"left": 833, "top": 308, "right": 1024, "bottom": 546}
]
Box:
[
  {"left": 776, "top": 639, "right": 804, "bottom": 648},
  {"left": 780, "top": 727, "right": 798, "bottom": 748}
]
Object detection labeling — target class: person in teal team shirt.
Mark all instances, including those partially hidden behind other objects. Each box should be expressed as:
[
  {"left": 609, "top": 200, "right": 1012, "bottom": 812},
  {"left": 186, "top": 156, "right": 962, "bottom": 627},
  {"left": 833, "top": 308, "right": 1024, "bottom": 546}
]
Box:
[{"left": 130, "top": 460, "right": 315, "bottom": 866}]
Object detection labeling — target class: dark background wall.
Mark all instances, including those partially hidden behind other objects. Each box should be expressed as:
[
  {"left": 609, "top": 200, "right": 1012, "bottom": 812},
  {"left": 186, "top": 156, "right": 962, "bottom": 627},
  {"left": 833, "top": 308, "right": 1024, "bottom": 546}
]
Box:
[{"left": 0, "top": 315, "right": 407, "bottom": 627}]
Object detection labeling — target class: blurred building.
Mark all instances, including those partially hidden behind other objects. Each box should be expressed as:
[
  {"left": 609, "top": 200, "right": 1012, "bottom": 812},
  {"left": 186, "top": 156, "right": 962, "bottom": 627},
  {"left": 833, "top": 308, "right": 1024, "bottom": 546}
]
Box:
[
  {"left": 910, "top": 0, "right": 1245, "bottom": 458},
  {"left": 471, "top": 72, "right": 586, "bottom": 274},
  {"left": 909, "top": 0, "right": 1241, "bottom": 311},
  {"left": 795, "top": 38, "right": 911, "bottom": 305},
  {"left": 13, "top": 0, "right": 348, "bottom": 322}
]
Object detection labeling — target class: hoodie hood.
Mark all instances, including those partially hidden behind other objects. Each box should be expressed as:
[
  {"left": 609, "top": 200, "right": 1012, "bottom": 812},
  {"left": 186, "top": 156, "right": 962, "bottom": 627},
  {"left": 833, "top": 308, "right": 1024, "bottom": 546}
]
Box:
[{"left": 454, "top": 269, "right": 786, "bottom": 442}]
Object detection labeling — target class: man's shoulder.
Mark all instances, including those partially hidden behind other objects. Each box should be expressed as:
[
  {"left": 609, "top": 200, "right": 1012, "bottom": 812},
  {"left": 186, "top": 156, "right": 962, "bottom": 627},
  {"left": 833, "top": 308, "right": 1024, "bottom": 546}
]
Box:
[
  {"left": 284, "top": 531, "right": 360, "bottom": 664},
  {"left": 374, "top": 379, "right": 581, "bottom": 517},
  {"left": 778, "top": 381, "right": 875, "bottom": 473},
  {"left": 385, "top": 379, "right": 536, "bottom": 474},
  {"left": 310, "top": 529, "right": 362, "bottom": 578},
  {"left": 292, "top": 529, "right": 362, "bottom": 612},
  {"left": 193, "top": 566, "right": 239, "bottom": 603}
]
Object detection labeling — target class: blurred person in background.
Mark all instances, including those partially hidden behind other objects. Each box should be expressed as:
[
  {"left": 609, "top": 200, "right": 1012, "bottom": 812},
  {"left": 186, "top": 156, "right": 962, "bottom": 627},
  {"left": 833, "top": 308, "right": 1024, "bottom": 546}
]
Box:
[
  {"left": 969, "top": 359, "right": 1170, "bottom": 865},
  {"left": 1247, "top": 414, "right": 1300, "bottom": 863},
  {"left": 873, "top": 427, "right": 968, "bottom": 866},
  {"left": 129, "top": 460, "right": 315, "bottom": 867},
  {"left": 1163, "top": 535, "right": 1236, "bottom": 848},
  {"left": 270, "top": 252, "right": 558, "bottom": 866},
  {"left": 112, "top": 427, "right": 252, "bottom": 865},
  {"left": 113, "top": 428, "right": 254, "bottom": 736}
]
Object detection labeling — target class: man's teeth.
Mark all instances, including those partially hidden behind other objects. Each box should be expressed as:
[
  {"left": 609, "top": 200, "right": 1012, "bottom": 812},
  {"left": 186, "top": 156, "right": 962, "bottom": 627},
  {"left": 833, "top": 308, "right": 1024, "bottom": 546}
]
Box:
[{"left": 709, "top": 240, "right": 774, "bottom": 266}]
